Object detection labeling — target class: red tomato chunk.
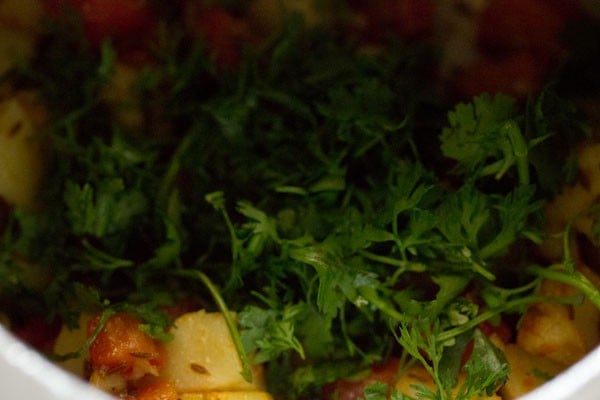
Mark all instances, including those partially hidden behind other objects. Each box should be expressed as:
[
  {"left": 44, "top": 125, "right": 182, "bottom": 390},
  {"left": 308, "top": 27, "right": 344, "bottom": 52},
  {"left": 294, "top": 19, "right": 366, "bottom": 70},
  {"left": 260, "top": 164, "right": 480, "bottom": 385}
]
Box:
[{"left": 87, "top": 313, "right": 166, "bottom": 379}]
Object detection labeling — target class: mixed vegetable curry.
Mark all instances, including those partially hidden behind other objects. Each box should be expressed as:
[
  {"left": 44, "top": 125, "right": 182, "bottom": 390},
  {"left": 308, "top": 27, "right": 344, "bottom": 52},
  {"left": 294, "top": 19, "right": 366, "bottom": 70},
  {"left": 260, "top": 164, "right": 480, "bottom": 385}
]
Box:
[{"left": 1, "top": 1, "right": 600, "bottom": 399}]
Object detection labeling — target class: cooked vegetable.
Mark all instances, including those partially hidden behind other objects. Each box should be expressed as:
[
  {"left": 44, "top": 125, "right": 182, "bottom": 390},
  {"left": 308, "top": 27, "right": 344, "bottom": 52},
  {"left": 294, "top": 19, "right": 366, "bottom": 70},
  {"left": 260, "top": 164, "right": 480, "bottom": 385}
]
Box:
[
  {"left": 0, "top": 95, "right": 48, "bottom": 209},
  {"left": 163, "top": 310, "right": 266, "bottom": 393},
  {"left": 0, "top": 1, "right": 599, "bottom": 400},
  {"left": 180, "top": 392, "right": 273, "bottom": 400}
]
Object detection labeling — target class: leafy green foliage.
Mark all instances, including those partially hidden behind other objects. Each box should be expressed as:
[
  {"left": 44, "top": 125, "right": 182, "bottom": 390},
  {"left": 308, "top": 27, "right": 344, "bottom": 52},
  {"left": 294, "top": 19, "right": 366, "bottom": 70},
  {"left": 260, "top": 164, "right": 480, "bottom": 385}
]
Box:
[
  {"left": 64, "top": 179, "right": 148, "bottom": 238},
  {"left": 0, "top": 7, "right": 596, "bottom": 400},
  {"left": 238, "top": 305, "right": 306, "bottom": 363},
  {"left": 456, "top": 330, "right": 508, "bottom": 399},
  {"left": 440, "top": 94, "right": 518, "bottom": 180}
]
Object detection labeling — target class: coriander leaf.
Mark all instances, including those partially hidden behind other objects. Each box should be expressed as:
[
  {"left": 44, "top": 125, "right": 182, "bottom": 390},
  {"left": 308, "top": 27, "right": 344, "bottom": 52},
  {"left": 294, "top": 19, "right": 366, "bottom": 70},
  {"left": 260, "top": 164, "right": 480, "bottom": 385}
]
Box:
[
  {"left": 289, "top": 241, "right": 358, "bottom": 319},
  {"left": 440, "top": 93, "right": 520, "bottom": 181},
  {"left": 436, "top": 184, "right": 490, "bottom": 253},
  {"left": 438, "top": 330, "right": 474, "bottom": 393},
  {"left": 456, "top": 329, "right": 508, "bottom": 399},
  {"left": 395, "top": 317, "right": 446, "bottom": 399},
  {"left": 238, "top": 305, "right": 305, "bottom": 363},
  {"left": 236, "top": 201, "right": 281, "bottom": 256},
  {"left": 203, "top": 93, "right": 257, "bottom": 139},
  {"left": 425, "top": 276, "right": 471, "bottom": 318},
  {"left": 145, "top": 217, "right": 183, "bottom": 269},
  {"left": 292, "top": 303, "right": 335, "bottom": 359},
  {"left": 317, "top": 78, "right": 403, "bottom": 142},
  {"left": 64, "top": 179, "right": 148, "bottom": 238},
  {"left": 527, "top": 87, "right": 590, "bottom": 195},
  {"left": 479, "top": 185, "right": 542, "bottom": 259},
  {"left": 398, "top": 209, "right": 440, "bottom": 258},
  {"left": 384, "top": 162, "right": 438, "bottom": 223},
  {"left": 118, "top": 302, "right": 174, "bottom": 342}
]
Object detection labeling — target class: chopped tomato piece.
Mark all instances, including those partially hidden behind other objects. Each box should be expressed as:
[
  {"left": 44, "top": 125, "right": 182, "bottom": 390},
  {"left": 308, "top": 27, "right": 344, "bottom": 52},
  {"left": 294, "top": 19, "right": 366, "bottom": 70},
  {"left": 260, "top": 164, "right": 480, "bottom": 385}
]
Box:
[
  {"left": 185, "top": 3, "right": 251, "bottom": 69},
  {"left": 88, "top": 313, "right": 166, "bottom": 379},
  {"left": 43, "top": 0, "right": 84, "bottom": 17},
  {"left": 79, "top": 0, "right": 155, "bottom": 46},
  {"left": 133, "top": 379, "right": 178, "bottom": 400},
  {"left": 322, "top": 358, "right": 399, "bottom": 400},
  {"left": 43, "top": 0, "right": 156, "bottom": 48},
  {"left": 477, "top": 0, "right": 567, "bottom": 57},
  {"left": 479, "top": 319, "right": 513, "bottom": 344},
  {"left": 452, "top": 52, "right": 544, "bottom": 100},
  {"left": 348, "top": 0, "right": 434, "bottom": 43}
]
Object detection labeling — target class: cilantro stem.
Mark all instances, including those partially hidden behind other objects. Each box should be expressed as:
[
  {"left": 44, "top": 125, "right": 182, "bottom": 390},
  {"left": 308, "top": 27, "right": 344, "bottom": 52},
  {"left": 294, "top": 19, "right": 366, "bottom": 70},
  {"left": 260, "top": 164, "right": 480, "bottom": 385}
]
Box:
[
  {"left": 436, "top": 294, "right": 578, "bottom": 344},
  {"left": 82, "top": 240, "right": 134, "bottom": 270},
  {"left": 205, "top": 191, "right": 241, "bottom": 260},
  {"left": 503, "top": 121, "right": 530, "bottom": 185},
  {"left": 358, "top": 250, "right": 426, "bottom": 272},
  {"left": 359, "top": 286, "right": 405, "bottom": 321},
  {"left": 175, "top": 269, "right": 254, "bottom": 382},
  {"left": 470, "top": 261, "right": 496, "bottom": 281},
  {"left": 49, "top": 308, "right": 115, "bottom": 362},
  {"left": 527, "top": 265, "right": 600, "bottom": 310},
  {"left": 479, "top": 235, "right": 512, "bottom": 262},
  {"left": 157, "top": 132, "right": 195, "bottom": 211}
]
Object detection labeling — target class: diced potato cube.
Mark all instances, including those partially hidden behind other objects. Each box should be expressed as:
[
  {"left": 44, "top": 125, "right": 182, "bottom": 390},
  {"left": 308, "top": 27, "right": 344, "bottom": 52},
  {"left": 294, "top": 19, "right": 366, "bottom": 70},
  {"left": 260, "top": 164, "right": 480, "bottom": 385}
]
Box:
[
  {"left": 577, "top": 141, "right": 600, "bottom": 196},
  {"left": 0, "top": 0, "right": 43, "bottom": 74},
  {"left": 0, "top": 96, "right": 48, "bottom": 209},
  {"left": 180, "top": 391, "right": 273, "bottom": 400},
  {"left": 0, "top": 29, "right": 35, "bottom": 75},
  {"left": 162, "top": 310, "right": 266, "bottom": 393},
  {"left": 572, "top": 265, "right": 600, "bottom": 350},
  {"left": 0, "top": 0, "right": 43, "bottom": 29},
  {"left": 53, "top": 315, "right": 92, "bottom": 378},
  {"left": 496, "top": 343, "right": 565, "bottom": 400},
  {"left": 89, "top": 371, "right": 127, "bottom": 397},
  {"left": 516, "top": 280, "right": 588, "bottom": 366}
]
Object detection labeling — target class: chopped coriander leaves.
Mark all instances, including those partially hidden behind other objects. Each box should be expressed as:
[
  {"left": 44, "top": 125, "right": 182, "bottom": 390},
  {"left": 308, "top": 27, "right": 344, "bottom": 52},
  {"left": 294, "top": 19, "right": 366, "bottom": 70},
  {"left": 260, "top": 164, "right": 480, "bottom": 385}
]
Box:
[{"left": 0, "top": 8, "right": 598, "bottom": 400}]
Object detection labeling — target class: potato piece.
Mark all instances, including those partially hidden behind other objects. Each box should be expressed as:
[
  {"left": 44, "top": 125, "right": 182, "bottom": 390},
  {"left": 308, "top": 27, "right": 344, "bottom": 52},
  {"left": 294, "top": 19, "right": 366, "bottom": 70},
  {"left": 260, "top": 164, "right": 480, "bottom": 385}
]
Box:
[
  {"left": 394, "top": 365, "right": 501, "bottom": 399},
  {"left": 538, "top": 182, "right": 595, "bottom": 260},
  {"left": 577, "top": 141, "right": 600, "bottom": 196},
  {"left": 162, "top": 310, "right": 266, "bottom": 393},
  {"left": 0, "top": 29, "right": 35, "bottom": 75},
  {"left": 495, "top": 343, "right": 565, "bottom": 399},
  {"left": 537, "top": 140, "right": 600, "bottom": 261},
  {"left": 0, "top": 96, "right": 48, "bottom": 209},
  {"left": 52, "top": 315, "right": 92, "bottom": 378},
  {"left": 0, "top": 313, "right": 9, "bottom": 327},
  {"left": 516, "top": 280, "right": 588, "bottom": 366},
  {"left": 0, "top": 0, "right": 43, "bottom": 29},
  {"left": 89, "top": 370, "right": 127, "bottom": 397},
  {"left": 0, "top": 0, "right": 44, "bottom": 74},
  {"left": 572, "top": 265, "right": 600, "bottom": 350},
  {"left": 180, "top": 391, "right": 273, "bottom": 400}
]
